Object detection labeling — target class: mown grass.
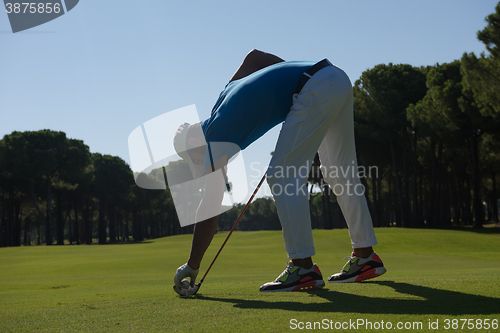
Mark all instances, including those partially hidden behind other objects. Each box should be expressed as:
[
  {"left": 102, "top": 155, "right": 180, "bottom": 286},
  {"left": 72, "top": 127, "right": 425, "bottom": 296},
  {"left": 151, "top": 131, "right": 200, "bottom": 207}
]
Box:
[{"left": 1, "top": 228, "right": 499, "bottom": 332}]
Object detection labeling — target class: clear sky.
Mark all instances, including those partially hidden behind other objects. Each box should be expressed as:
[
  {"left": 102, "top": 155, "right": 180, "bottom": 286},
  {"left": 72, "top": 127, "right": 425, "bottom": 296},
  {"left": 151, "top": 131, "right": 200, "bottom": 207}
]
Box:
[{"left": 1, "top": 0, "right": 498, "bottom": 196}]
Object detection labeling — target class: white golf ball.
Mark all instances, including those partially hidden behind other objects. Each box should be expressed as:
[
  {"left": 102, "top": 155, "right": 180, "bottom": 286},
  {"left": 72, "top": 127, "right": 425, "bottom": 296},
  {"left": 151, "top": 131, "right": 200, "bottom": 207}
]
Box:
[{"left": 181, "top": 279, "right": 190, "bottom": 289}]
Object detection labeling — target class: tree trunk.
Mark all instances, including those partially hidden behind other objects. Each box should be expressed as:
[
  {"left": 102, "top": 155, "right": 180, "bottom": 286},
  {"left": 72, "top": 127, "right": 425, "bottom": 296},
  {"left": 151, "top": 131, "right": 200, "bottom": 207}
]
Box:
[
  {"left": 1, "top": 189, "right": 5, "bottom": 247},
  {"left": 468, "top": 134, "right": 485, "bottom": 227},
  {"left": 463, "top": 176, "right": 473, "bottom": 225},
  {"left": 360, "top": 174, "right": 371, "bottom": 228},
  {"left": 492, "top": 172, "right": 498, "bottom": 222},
  {"left": 390, "top": 139, "right": 405, "bottom": 227},
  {"left": 23, "top": 217, "right": 31, "bottom": 246},
  {"left": 108, "top": 205, "right": 116, "bottom": 243},
  {"left": 124, "top": 213, "right": 129, "bottom": 241},
  {"left": 56, "top": 191, "right": 64, "bottom": 245},
  {"left": 419, "top": 165, "right": 424, "bottom": 218},
  {"left": 37, "top": 224, "right": 41, "bottom": 245},
  {"left": 88, "top": 197, "right": 94, "bottom": 244},
  {"left": 436, "top": 142, "right": 444, "bottom": 225},
  {"left": 403, "top": 134, "right": 411, "bottom": 227},
  {"left": 133, "top": 211, "right": 144, "bottom": 241},
  {"left": 132, "top": 211, "right": 138, "bottom": 241},
  {"left": 98, "top": 197, "right": 107, "bottom": 244},
  {"left": 117, "top": 211, "right": 122, "bottom": 241},
  {"left": 427, "top": 139, "right": 439, "bottom": 227},
  {"left": 46, "top": 179, "right": 53, "bottom": 245},
  {"left": 451, "top": 169, "right": 461, "bottom": 225},
  {"left": 83, "top": 197, "right": 92, "bottom": 244},
  {"left": 13, "top": 199, "right": 22, "bottom": 247},
  {"left": 441, "top": 172, "right": 450, "bottom": 225},
  {"left": 371, "top": 176, "right": 379, "bottom": 227},
  {"left": 74, "top": 194, "right": 80, "bottom": 245},
  {"left": 411, "top": 129, "right": 421, "bottom": 225},
  {"left": 29, "top": 185, "right": 44, "bottom": 220},
  {"left": 378, "top": 176, "right": 384, "bottom": 227},
  {"left": 5, "top": 189, "right": 13, "bottom": 247}
]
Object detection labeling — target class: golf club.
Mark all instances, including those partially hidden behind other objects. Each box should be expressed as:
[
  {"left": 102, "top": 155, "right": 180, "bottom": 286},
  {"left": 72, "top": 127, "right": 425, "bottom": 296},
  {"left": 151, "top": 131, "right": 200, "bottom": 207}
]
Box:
[{"left": 174, "top": 172, "right": 267, "bottom": 296}]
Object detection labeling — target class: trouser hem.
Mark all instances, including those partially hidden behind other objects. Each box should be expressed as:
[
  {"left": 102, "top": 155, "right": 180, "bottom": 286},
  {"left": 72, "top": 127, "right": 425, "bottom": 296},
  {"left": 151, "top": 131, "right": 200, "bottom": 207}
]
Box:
[
  {"left": 287, "top": 247, "right": 316, "bottom": 260},
  {"left": 351, "top": 236, "right": 378, "bottom": 249}
]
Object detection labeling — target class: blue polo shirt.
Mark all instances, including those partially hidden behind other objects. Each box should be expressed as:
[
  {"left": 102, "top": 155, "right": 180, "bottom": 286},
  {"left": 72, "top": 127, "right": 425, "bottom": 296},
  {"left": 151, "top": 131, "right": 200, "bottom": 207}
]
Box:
[{"left": 201, "top": 61, "right": 315, "bottom": 154}]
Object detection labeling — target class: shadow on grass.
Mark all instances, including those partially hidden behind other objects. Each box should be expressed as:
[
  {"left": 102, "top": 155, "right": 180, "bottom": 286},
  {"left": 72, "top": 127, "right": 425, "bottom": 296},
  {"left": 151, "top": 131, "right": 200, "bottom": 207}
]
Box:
[{"left": 194, "top": 281, "right": 499, "bottom": 315}]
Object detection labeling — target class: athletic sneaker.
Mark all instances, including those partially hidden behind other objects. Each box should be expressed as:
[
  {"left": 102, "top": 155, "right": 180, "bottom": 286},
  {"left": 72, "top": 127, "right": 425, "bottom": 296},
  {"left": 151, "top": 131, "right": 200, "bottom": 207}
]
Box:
[
  {"left": 328, "top": 252, "right": 386, "bottom": 283},
  {"left": 259, "top": 261, "right": 325, "bottom": 292}
]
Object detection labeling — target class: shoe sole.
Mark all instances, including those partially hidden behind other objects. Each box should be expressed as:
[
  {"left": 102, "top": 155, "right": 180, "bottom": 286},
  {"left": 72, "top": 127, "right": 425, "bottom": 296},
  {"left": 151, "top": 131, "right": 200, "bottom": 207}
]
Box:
[
  {"left": 328, "top": 267, "right": 387, "bottom": 283},
  {"left": 260, "top": 280, "right": 325, "bottom": 292}
]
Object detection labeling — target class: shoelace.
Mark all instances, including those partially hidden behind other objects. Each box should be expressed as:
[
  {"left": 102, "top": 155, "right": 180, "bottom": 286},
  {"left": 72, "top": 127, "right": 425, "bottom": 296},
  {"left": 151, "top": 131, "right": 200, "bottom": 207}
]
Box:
[
  {"left": 275, "top": 262, "right": 294, "bottom": 281},
  {"left": 341, "top": 256, "right": 354, "bottom": 270}
]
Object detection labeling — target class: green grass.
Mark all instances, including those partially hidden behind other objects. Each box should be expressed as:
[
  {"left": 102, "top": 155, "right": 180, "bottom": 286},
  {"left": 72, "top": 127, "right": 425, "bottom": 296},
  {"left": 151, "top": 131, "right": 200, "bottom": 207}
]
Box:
[{"left": 1, "top": 228, "right": 499, "bottom": 332}]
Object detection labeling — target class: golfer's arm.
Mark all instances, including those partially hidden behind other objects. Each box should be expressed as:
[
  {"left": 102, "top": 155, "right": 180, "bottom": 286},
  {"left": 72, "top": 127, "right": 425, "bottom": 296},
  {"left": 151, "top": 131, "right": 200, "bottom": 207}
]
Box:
[
  {"left": 230, "top": 49, "right": 285, "bottom": 81},
  {"left": 187, "top": 161, "right": 227, "bottom": 270},
  {"left": 188, "top": 215, "right": 219, "bottom": 270}
]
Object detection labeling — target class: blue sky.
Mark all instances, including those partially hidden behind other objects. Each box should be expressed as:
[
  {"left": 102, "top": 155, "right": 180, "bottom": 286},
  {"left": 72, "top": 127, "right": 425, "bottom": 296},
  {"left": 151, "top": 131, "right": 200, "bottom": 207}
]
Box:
[{"left": 1, "top": 0, "right": 498, "bottom": 196}]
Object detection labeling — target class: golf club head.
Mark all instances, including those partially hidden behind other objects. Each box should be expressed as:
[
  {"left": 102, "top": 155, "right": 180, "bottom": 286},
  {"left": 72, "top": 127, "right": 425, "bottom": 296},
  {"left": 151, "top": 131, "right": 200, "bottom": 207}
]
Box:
[{"left": 173, "top": 283, "right": 200, "bottom": 297}]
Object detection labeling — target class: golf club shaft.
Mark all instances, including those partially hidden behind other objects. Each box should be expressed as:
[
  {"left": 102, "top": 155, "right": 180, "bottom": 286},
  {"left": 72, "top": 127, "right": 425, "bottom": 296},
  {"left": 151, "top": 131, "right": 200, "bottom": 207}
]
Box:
[{"left": 198, "top": 173, "right": 267, "bottom": 284}]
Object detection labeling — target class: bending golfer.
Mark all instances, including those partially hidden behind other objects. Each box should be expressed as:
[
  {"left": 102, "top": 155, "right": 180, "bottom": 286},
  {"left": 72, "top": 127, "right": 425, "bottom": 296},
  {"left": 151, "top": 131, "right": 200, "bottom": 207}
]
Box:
[{"left": 174, "top": 49, "right": 386, "bottom": 293}]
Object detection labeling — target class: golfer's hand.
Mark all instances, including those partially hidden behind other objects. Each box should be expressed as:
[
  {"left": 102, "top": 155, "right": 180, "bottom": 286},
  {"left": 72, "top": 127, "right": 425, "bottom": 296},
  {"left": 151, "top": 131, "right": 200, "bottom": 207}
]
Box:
[{"left": 174, "top": 263, "right": 199, "bottom": 289}]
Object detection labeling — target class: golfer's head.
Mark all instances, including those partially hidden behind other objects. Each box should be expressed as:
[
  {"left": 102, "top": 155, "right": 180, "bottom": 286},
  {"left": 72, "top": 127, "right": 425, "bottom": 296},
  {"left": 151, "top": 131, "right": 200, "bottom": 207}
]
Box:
[{"left": 173, "top": 122, "right": 207, "bottom": 178}]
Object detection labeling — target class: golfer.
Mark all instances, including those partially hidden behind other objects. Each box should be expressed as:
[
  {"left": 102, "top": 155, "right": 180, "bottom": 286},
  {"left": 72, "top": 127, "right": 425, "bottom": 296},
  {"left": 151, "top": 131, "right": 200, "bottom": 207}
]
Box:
[{"left": 174, "top": 50, "right": 386, "bottom": 292}]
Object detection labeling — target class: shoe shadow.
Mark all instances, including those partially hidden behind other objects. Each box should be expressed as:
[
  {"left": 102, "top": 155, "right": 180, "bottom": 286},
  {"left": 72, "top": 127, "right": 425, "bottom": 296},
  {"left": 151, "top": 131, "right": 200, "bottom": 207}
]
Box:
[{"left": 193, "top": 281, "right": 499, "bottom": 315}]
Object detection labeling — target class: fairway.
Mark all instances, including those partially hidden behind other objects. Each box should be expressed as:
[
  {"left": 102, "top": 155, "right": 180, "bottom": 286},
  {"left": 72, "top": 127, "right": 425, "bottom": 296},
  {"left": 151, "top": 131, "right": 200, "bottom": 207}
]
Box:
[{"left": 1, "top": 228, "right": 499, "bottom": 332}]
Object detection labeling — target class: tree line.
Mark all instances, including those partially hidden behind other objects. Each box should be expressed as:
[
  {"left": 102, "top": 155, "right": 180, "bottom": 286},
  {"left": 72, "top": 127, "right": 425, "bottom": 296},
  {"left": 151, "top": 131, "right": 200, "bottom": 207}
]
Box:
[
  {"left": 0, "top": 130, "right": 188, "bottom": 247},
  {"left": 353, "top": 3, "right": 500, "bottom": 228},
  {"left": 1, "top": 3, "right": 499, "bottom": 247}
]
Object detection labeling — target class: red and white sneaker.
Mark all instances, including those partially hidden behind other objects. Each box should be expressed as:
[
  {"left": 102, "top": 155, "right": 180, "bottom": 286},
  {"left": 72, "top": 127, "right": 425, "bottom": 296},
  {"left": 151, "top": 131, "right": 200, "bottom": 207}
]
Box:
[
  {"left": 260, "top": 261, "right": 325, "bottom": 292},
  {"left": 328, "top": 253, "right": 386, "bottom": 283}
]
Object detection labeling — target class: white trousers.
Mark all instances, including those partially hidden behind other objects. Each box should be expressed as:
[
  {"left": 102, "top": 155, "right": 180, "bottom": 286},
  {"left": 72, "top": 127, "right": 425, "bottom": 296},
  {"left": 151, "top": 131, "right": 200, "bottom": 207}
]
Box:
[{"left": 268, "top": 64, "right": 378, "bottom": 259}]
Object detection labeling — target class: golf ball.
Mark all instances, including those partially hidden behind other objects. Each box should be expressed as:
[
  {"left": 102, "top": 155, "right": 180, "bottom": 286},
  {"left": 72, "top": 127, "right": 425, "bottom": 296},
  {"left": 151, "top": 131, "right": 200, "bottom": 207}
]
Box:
[{"left": 181, "top": 279, "right": 190, "bottom": 289}]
